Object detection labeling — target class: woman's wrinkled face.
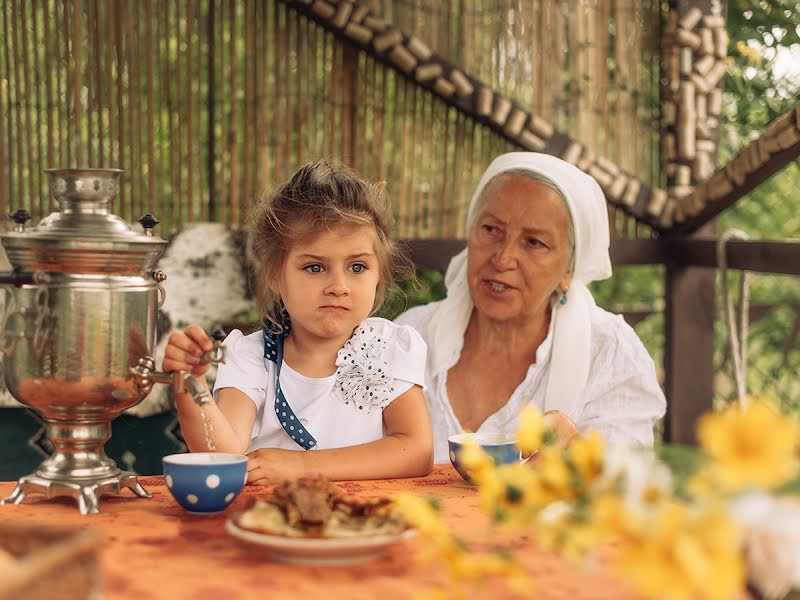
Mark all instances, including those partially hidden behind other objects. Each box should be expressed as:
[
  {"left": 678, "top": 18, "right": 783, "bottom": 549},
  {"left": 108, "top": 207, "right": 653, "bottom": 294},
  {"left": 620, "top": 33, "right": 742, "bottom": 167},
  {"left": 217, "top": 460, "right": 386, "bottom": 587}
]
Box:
[{"left": 467, "top": 174, "right": 574, "bottom": 325}]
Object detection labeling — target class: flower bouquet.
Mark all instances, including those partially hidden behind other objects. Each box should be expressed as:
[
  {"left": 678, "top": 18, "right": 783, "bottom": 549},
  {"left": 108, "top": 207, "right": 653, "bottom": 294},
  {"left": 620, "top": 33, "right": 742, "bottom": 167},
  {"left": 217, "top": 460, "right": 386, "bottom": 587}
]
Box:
[{"left": 396, "top": 399, "right": 800, "bottom": 600}]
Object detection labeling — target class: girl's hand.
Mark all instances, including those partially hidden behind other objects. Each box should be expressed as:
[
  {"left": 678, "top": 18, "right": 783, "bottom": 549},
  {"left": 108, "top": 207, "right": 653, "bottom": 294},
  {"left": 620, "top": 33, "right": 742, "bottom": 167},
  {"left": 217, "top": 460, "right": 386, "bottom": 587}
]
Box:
[
  {"left": 246, "top": 448, "right": 308, "bottom": 485},
  {"left": 162, "top": 325, "right": 214, "bottom": 378}
]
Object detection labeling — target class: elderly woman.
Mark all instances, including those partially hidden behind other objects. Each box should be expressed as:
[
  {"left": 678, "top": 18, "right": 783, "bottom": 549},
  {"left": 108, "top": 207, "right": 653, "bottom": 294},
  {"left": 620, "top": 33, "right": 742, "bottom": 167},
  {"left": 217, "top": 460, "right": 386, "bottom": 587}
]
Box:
[{"left": 396, "top": 152, "right": 666, "bottom": 463}]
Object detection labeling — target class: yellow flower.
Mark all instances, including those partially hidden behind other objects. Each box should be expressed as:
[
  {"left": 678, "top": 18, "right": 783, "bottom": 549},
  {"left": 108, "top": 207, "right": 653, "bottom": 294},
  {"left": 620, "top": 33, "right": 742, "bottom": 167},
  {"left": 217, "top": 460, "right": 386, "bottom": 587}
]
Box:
[
  {"left": 614, "top": 501, "right": 744, "bottom": 600},
  {"left": 536, "top": 447, "right": 576, "bottom": 500},
  {"left": 736, "top": 40, "right": 762, "bottom": 66},
  {"left": 482, "top": 462, "right": 545, "bottom": 526},
  {"left": 395, "top": 493, "right": 530, "bottom": 600},
  {"left": 517, "top": 405, "right": 546, "bottom": 454},
  {"left": 696, "top": 400, "right": 800, "bottom": 491},
  {"left": 393, "top": 494, "right": 454, "bottom": 548},
  {"left": 458, "top": 441, "right": 495, "bottom": 484},
  {"left": 567, "top": 431, "right": 604, "bottom": 483}
]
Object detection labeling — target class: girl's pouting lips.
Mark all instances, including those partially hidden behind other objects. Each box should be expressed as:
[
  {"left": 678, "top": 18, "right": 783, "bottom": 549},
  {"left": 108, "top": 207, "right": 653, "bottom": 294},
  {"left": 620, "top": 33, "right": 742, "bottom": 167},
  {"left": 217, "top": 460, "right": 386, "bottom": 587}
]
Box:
[{"left": 319, "top": 305, "right": 350, "bottom": 312}]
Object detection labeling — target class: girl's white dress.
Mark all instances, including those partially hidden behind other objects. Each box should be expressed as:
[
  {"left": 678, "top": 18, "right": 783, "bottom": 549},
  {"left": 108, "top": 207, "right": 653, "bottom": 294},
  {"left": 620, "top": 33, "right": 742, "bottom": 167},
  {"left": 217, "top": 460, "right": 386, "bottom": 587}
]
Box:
[{"left": 213, "top": 317, "right": 427, "bottom": 453}]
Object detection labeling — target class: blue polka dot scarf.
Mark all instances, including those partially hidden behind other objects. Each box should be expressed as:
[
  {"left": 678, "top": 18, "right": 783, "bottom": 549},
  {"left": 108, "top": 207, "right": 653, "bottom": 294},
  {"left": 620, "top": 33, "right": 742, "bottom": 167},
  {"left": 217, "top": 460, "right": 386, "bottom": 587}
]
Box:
[{"left": 262, "top": 328, "right": 318, "bottom": 451}]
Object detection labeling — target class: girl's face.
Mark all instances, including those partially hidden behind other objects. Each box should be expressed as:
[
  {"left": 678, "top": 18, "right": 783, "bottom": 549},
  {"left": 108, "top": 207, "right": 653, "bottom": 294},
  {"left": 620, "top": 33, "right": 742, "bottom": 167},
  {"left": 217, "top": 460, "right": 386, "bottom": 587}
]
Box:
[
  {"left": 277, "top": 223, "right": 381, "bottom": 344},
  {"left": 467, "top": 174, "right": 573, "bottom": 325}
]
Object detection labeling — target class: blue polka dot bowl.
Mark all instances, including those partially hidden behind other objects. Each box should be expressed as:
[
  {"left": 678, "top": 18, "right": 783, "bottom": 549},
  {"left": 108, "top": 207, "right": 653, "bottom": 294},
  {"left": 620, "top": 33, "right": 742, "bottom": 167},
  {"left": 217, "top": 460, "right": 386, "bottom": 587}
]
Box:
[
  {"left": 162, "top": 453, "right": 248, "bottom": 515},
  {"left": 448, "top": 433, "right": 522, "bottom": 484}
]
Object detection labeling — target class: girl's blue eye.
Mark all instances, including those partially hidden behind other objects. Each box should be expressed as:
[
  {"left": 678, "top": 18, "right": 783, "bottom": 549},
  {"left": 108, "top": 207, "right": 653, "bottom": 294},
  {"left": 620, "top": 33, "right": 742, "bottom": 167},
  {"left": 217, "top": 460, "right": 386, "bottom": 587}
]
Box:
[
  {"left": 349, "top": 263, "right": 367, "bottom": 273},
  {"left": 304, "top": 264, "right": 323, "bottom": 273}
]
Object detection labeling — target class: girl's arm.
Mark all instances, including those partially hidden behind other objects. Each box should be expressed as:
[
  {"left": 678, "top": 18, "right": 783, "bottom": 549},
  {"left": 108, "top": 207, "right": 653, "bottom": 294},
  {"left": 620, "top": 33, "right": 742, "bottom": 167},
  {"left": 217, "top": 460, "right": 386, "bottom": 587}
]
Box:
[
  {"left": 246, "top": 384, "right": 433, "bottom": 484},
  {"left": 174, "top": 387, "right": 256, "bottom": 454},
  {"left": 165, "top": 325, "right": 256, "bottom": 454}
]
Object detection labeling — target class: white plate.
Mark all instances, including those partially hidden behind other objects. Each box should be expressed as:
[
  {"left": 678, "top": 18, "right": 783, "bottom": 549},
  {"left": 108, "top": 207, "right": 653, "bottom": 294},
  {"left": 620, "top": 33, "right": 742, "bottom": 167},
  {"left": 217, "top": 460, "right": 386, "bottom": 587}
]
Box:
[{"left": 225, "top": 519, "right": 417, "bottom": 566}]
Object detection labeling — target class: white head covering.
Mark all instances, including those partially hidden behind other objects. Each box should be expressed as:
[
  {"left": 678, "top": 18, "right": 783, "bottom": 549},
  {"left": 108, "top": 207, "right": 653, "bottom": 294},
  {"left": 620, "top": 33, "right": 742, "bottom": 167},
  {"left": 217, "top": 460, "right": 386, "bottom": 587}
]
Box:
[{"left": 428, "top": 152, "right": 612, "bottom": 422}]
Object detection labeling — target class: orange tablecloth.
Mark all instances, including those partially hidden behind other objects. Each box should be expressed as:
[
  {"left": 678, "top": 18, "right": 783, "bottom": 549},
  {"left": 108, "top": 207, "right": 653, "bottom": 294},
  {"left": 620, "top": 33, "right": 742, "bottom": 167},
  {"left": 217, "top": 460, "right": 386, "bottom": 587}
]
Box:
[{"left": 0, "top": 466, "right": 639, "bottom": 600}]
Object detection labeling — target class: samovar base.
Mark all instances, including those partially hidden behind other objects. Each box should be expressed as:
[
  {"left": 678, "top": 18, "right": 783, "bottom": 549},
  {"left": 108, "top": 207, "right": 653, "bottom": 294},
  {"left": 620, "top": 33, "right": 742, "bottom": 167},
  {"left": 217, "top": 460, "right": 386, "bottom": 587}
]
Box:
[{"left": 1, "top": 470, "right": 152, "bottom": 515}]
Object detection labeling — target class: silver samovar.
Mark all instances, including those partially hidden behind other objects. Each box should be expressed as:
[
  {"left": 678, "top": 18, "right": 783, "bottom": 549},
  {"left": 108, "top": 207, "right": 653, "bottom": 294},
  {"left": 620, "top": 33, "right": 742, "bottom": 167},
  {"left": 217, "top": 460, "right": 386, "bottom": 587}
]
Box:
[{"left": 0, "top": 168, "right": 185, "bottom": 515}]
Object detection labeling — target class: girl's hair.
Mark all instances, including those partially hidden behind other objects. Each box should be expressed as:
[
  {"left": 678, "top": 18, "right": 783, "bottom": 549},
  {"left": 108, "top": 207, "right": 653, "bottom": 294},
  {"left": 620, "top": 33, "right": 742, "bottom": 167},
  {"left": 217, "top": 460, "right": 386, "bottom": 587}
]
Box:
[{"left": 248, "top": 160, "right": 413, "bottom": 330}]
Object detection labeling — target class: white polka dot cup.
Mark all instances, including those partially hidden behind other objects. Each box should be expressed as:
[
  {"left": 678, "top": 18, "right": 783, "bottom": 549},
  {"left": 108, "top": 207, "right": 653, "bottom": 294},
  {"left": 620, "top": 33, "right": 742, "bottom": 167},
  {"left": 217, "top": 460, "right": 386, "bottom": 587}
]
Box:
[{"left": 162, "top": 453, "right": 248, "bottom": 515}]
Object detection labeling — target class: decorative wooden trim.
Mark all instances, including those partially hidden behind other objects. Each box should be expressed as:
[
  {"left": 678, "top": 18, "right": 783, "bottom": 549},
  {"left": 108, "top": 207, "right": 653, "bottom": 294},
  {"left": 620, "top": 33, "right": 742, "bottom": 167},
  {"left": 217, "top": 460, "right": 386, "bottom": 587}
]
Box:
[
  {"left": 279, "top": 0, "right": 673, "bottom": 231},
  {"left": 670, "top": 100, "right": 800, "bottom": 233},
  {"left": 663, "top": 1, "right": 727, "bottom": 200}
]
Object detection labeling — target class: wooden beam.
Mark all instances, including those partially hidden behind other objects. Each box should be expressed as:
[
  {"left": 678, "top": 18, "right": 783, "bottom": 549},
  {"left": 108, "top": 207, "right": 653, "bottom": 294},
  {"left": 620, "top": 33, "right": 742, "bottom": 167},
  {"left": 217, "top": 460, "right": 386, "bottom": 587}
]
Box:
[
  {"left": 400, "top": 239, "right": 465, "bottom": 271},
  {"left": 664, "top": 238, "right": 800, "bottom": 275},
  {"left": 609, "top": 237, "right": 669, "bottom": 265},
  {"left": 403, "top": 236, "right": 800, "bottom": 275},
  {"left": 612, "top": 303, "right": 782, "bottom": 329},
  {"left": 402, "top": 238, "right": 673, "bottom": 270}
]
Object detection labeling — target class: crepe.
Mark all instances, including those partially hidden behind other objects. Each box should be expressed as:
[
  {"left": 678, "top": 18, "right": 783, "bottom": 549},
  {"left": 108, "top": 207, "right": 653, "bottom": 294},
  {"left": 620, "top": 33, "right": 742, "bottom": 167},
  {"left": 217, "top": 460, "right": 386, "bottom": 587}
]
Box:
[{"left": 235, "top": 476, "right": 409, "bottom": 538}]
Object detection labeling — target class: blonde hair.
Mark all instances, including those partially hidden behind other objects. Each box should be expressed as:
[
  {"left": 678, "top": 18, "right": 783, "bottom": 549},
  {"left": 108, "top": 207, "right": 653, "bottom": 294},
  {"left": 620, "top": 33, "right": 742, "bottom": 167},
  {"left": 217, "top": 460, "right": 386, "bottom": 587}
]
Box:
[{"left": 248, "top": 160, "right": 413, "bottom": 330}]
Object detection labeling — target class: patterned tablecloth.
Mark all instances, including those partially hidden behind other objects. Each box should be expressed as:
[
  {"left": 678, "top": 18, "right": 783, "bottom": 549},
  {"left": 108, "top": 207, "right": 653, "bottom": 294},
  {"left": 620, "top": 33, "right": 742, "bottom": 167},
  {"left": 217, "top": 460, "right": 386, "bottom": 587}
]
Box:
[{"left": 0, "top": 465, "right": 641, "bottom": 600}]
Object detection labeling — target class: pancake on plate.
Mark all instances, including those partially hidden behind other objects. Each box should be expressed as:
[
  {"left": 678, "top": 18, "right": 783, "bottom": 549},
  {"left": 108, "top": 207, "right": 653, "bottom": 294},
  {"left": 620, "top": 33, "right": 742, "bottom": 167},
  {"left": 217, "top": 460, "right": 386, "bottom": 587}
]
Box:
[{"left": 234, "top": 476, "right": 409, "bottom": 538}]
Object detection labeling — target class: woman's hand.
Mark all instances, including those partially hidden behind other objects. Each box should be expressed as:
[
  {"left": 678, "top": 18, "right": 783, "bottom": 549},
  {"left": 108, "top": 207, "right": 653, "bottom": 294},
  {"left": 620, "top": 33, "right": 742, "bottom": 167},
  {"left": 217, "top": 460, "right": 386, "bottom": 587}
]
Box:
[
  {"left": 544, "top": 410, "right": 580, "bottom": 449},
  {"left": 246, "top": 448, "right": 308, "bottom": 485},
  {"left": 162, "top": 325, "right": 213, "bottom": 378}
]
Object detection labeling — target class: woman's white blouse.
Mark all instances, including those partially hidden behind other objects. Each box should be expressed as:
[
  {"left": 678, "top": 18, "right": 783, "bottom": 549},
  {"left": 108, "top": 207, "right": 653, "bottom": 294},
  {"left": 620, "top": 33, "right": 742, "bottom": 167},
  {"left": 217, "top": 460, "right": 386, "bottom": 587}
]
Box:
[
  {"left": 213, "top": 317, "right": 427, "bottom": 453},
  {"left": 395, "top": 301, "right": 666, "bottom": 464}
]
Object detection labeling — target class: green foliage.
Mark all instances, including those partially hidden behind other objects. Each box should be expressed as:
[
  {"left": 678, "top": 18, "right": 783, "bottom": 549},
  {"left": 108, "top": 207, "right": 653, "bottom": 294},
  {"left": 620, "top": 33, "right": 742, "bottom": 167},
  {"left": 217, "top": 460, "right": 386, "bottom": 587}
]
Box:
[
  {"left": 655, "top": 443, "right": 710, "bottom": 499},
  {"left": 377, "top": 269, "right": 447, "bottom": 321},
  {"left": 712, "top": 4, "right": 800, "bottom": 408},
  {"left": 723, "top": 0, "right": 800, "bottom": 154},
  {"left": 590, "top": 266, "right": 665, "bottom": 368}
]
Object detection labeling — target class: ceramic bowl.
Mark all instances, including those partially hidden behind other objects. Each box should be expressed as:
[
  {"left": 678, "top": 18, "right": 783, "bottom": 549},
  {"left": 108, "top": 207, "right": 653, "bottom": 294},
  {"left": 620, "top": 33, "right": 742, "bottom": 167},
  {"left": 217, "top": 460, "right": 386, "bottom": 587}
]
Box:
[
  {"left": 162, "top": 452, "right": 248, "bottom": 514},
  {"left": 448, "top": 432, "right": 522, "bottom": 483}
]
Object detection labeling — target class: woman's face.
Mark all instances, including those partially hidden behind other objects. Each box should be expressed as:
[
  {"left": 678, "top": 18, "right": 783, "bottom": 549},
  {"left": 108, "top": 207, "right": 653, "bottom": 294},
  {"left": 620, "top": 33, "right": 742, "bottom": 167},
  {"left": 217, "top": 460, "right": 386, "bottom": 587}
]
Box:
[{"left": 467, "top": 174, "right": 574, "bottom": 325}]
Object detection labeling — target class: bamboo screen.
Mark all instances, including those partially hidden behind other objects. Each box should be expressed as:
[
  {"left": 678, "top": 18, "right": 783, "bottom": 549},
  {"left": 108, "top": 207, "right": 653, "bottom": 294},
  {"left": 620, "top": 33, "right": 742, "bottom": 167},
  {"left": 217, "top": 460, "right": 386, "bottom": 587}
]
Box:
[{"left": 0, "top": 0, "right": 661, "bottom": 239}]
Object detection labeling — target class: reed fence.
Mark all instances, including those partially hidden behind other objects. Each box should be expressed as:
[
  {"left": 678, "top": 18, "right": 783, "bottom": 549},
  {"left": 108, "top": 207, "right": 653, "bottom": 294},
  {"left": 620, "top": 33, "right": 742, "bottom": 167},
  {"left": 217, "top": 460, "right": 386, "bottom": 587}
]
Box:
[{"left": 0, "top": 0, "right": 662, "bottom": 239}]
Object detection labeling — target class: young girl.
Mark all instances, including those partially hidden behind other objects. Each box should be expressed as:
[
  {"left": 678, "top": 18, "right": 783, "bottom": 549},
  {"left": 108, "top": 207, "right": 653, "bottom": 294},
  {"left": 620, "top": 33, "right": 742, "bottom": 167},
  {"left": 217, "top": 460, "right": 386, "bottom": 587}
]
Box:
[{"left": 162, "top": 161, "right": 433, "bottom": 484}]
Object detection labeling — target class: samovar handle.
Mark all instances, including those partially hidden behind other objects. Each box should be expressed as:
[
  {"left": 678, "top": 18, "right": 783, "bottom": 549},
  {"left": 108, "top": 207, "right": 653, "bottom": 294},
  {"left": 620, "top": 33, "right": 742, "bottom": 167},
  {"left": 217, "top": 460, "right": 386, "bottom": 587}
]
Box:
[{"left": 152, "top": 269, "right": 167, "bottom": 308}]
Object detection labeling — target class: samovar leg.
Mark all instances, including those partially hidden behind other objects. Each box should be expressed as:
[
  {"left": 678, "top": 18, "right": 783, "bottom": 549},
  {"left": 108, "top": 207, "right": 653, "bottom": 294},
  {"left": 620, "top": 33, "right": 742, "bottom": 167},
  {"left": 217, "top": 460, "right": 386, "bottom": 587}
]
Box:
[
  {"left": 119, "top": 472, "right": 153, "bottom": 499},
  {"left": 78, "top": 486, "right": 101, "bottom": 516},
  {"left": 1, "top": 484, "right": 27, "bottom": 505}
]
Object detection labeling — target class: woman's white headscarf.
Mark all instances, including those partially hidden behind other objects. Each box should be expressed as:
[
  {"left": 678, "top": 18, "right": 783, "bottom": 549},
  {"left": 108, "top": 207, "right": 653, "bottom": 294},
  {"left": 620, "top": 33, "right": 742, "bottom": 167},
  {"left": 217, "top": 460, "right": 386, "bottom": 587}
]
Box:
[{"left": 428, "top": 152, "right": 612, "bottom": 422}]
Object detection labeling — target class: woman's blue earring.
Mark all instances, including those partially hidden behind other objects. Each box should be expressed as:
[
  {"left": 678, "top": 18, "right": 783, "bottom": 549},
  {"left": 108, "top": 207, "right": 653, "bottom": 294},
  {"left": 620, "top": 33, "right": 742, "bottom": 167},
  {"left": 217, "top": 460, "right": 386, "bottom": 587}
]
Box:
[{"left": 560, "top": 291, "right": 568, "bottom": 305}]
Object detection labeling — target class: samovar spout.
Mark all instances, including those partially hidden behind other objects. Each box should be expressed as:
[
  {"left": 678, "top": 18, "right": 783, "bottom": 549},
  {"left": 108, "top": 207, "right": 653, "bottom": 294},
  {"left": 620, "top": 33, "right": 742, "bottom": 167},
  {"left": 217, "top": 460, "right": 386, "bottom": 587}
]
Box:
[{"left": 130, "top": 341, "right": 226, "bottom": 407}]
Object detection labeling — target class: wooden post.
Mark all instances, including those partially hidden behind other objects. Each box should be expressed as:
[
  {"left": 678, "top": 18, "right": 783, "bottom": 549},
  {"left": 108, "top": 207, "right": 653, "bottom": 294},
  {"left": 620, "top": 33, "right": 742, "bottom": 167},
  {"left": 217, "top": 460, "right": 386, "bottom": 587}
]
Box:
[{"left": 663, "top": 227, "right": 716, "bottom": 444}]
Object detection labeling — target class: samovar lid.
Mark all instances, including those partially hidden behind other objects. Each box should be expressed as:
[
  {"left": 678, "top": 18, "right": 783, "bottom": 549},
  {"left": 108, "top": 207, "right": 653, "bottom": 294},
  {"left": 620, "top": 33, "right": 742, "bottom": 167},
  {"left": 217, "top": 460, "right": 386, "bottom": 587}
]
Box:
[{"left": 1, "top": 168, "right": 167, "bottom": 275}]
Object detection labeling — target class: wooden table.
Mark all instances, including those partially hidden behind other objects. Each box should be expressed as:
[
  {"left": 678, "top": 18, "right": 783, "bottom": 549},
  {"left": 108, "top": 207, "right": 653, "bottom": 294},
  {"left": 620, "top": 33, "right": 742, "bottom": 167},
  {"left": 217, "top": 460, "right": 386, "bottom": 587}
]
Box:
[{"left": 0, "top": 466, "right": 639, "bottom": 599}]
